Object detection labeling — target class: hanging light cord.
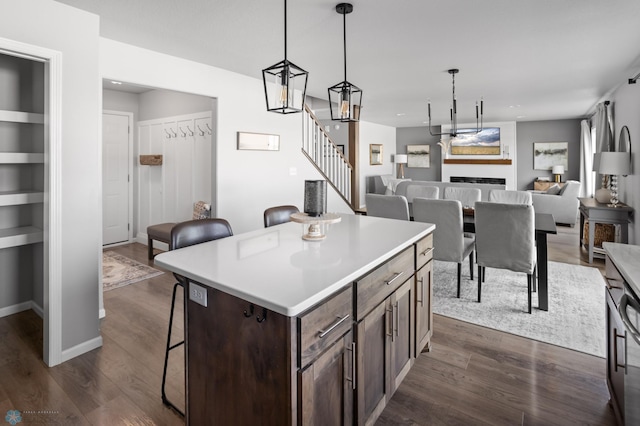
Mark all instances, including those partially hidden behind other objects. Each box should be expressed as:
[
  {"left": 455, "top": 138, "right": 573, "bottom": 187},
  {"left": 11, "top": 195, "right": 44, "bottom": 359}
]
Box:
[
  {"left": 283, "top": 0, "right": 288, "bottom": 61},
  {"left": 342, "top": 8, "right": 347, "bottom": 81}
]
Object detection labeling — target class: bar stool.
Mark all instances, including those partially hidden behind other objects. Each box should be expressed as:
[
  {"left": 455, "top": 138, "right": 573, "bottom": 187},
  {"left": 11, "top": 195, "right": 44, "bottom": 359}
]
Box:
[
  {"left": 161, "top": 218, "right": 234, "bottom": 416},
  {"left": 263, "top": 205, "right": 299, "bottom": 227}
]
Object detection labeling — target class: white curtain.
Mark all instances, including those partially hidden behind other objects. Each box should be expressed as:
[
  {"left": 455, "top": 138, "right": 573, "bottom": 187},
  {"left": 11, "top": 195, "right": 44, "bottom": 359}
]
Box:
[
  {"left": 579, "top": 119, "right": 594, "bottom": 197},
  {"left": 592, "top": 102, "right": 614, "bottom": 190}
]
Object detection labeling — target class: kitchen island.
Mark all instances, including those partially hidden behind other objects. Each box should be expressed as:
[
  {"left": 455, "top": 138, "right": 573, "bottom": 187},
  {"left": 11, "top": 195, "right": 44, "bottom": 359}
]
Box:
[{"left": 155, "top": 213, "right": 435, "bottom": 425}]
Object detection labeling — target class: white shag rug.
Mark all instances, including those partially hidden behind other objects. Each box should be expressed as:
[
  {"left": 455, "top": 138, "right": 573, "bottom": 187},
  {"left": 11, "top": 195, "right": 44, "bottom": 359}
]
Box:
[{"left": 432, "top": 260, "right": 606, "bottom": 357}]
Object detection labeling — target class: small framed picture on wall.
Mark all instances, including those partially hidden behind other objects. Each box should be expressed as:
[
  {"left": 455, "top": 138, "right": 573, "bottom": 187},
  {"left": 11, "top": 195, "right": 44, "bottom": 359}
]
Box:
[{"left": 407, "top": 144, "right": 430, "bottom": 168}]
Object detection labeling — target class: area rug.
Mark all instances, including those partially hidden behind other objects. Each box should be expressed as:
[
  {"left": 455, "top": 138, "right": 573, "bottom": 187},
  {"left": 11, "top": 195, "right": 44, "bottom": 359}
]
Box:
[
  {"left": 103, "top": 251, "right": 164, "bottom": 291},
  {"left": 432, "top": 260, "right": 606, "bottom": 357}
]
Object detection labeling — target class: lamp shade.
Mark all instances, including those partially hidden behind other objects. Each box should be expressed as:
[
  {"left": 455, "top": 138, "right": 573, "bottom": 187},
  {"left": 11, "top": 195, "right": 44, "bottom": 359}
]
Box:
[
  {"left": 598, "top": 152, "right": 630, "bottom": 175},
  {"left": 551, "top": 165, "right": 565, "bottom": 175},
  {"left": 395, "top": 154, "right": 408, "bottom": 164}
]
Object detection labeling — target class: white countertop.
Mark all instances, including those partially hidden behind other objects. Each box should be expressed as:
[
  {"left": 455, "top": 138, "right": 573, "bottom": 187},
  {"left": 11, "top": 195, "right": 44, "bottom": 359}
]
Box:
[
  {"left": 604, "top": 242, "right": 640, "bottom": 297},
  {"left": 155, "top": 214, "right": 434, "bottom": 316}
]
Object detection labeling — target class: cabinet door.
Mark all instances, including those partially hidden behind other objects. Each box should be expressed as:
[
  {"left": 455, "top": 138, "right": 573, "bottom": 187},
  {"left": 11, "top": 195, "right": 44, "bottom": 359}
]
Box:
[
  {"left": 355, "top": 299, "right": 390, "bottom": 426},
  {"left": 415, "top": 260, "right": 433, "bottom": 356},
  {"left": 389, "top": 279, "right": 414, "bottom": 394},
  {"left": 299, "top": 331, "right": 354, "bottom": 425},
  {"left": 606, "top": 287, "right": 625, "bottom": 423}
]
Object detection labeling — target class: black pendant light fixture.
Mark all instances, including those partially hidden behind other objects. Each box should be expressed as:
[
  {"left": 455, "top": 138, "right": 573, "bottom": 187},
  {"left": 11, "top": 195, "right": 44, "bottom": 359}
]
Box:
[
  {"left": 262, "top": 0, "right": 309, "bottom": 114},
  {"left": 328, "top": 3, "right": 362, "bottom": 122},
  {"left": 427, "top": 69, "right": 483, "bottom": 137}
]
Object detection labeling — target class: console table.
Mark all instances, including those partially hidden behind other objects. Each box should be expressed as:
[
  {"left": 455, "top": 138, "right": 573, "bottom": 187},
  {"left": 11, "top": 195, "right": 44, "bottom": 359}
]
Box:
[{"left": 579, "top": 198, "right": 633, "bottom": 263}]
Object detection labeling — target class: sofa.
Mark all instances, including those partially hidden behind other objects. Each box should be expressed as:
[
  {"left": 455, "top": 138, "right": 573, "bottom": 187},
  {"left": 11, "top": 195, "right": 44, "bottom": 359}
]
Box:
[{"left": 531, "top": 180, "right": 581, "bottom": 226}]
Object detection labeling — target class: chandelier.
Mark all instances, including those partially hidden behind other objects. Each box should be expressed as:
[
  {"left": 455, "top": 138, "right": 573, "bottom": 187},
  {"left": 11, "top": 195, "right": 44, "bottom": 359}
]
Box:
[{"left": 428, "top": 69, "right": 483, "bottom": 137}]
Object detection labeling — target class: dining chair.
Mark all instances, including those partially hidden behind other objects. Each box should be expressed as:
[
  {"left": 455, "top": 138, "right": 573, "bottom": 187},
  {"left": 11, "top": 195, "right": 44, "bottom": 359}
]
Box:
[
  {"left": 474, "top": 202, "right": 536, "bottom": 313},
  {"left": 263, "top": 205, "right": 300, "bottom": 227},
  {"left": 365, "top": 193, "right": 410, "bottom": 220},
  {"left": 162, "top": 218, "right": 234, "bottom": 416},
  {"left": 406, "top": 185, "right": 439, "bottom": 217},
  {"left": 489, "top": 189, "right": 533, "bottom": 205},
  {"left": 147, "top": 201, "right": 211, "bottom": 259},
  {"left": 413, "top": 198, "right": 475, "bottom": 298},
  {"left": 443, "top": 186, "right": 481, "bottom": 208}
]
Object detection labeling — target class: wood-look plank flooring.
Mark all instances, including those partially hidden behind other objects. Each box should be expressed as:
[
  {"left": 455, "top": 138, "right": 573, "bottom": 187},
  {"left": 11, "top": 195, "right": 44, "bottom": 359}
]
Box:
[{"left": 0, "top": 224, "right": 616, "bottom": 425}]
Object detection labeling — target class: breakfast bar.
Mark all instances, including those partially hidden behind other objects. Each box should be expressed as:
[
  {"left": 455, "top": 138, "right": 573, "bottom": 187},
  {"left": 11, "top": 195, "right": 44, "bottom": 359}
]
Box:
[{"left": 155, "top": 213, "right": 435, "bottom": 425}]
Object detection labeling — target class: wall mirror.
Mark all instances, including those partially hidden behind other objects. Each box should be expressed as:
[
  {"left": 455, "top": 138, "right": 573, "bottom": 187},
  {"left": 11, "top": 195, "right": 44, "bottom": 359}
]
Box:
[
  {"left": 370, "top": 144, "right": 383, "bottom": 165},
  {"left": 619, "top": 125, "right": 631, "bottom": 176}
]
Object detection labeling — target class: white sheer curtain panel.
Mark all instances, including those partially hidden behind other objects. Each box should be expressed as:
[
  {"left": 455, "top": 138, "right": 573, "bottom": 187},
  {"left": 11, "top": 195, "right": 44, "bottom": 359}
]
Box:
[
  {"left": 579, "top": 119, "right": 595, "bottom": 197},
  {"left": 593, "top": 102, "right": 614, "bottom": 191}
]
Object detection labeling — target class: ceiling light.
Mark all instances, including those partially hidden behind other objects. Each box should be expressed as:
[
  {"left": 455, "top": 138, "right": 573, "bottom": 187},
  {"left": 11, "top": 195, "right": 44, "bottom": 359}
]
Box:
[
  {"left": 262, "top": 0, "right": 309, "bottom": 114},
  {"left": 111, "top": 81, "right": 122, "bottom": 85},
  {"left": 427, "top": 69, "right": 483, "bottom": 137},
  {"left": 328, "top": 3, "right": 362, "bottom": 122}
]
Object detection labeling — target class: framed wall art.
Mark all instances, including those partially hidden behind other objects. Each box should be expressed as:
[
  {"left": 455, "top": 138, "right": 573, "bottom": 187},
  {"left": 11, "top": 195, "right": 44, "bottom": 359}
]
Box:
[
  {"left": 450, "top": 127, "right": 501, "bottom": 155},
  {"left": 370, "top": 144, "right": 383, "bottom": 165},
  {"left": 533, "top": 142, "right": 568, "bottom": 170},
  {"left": 407, "top": 144, "right": 430, "bottom": 168},
  {"left": 237, "top": 132, "right": 280, "bottom": 151}
]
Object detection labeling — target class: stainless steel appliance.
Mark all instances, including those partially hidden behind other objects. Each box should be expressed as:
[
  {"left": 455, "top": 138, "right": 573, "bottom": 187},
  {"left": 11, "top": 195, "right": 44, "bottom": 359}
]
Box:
[{"left": 619, "top": 290, "right": 640, "bottom": 425}]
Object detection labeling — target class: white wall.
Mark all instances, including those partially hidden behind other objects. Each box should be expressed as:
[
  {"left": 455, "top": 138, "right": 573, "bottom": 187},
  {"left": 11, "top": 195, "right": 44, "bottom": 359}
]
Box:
[
  {"left": 612, "top": 81, "right": 640, "bottom": 244},
  {"left": 1, "top": 0, "right": 102, "bottom": 360},
  {"left": 359, "top": 121, "right": 396, "bottom": 208},
  {"left": 100, "top": 38, "right": 352, "bottom": 235}
]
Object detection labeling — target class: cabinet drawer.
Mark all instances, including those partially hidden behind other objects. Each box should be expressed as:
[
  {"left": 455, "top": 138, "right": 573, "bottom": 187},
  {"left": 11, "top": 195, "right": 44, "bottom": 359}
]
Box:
[
  {"left": 299, "top": 286, "right": 353, "bottom": 368},
  {"left": 355, "top": 246, "right": 414, "bottom": 321},
  {"left": 415, "top": 233, "right": 433, "bottom": 270}
]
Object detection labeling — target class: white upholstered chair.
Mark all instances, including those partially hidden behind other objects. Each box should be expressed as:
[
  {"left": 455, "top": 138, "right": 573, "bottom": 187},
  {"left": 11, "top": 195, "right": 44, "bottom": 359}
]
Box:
[
  {"left": 443, "top": 186, "right": 481, "bottom": 208},
  {"left": 413, "top": 198, "right": 475, "bottom": 298},
  {"left": 406, "top": 185, "right": 439, "bottom": 218},
  {"left": 474, "top": 202, "right": 537, "bottom": 313},
  {"left": 365, "top": 194, "right": 410, "bottom": 221},
  {"left": 489, "top": 189, "right": 533, "bottom": 205}
]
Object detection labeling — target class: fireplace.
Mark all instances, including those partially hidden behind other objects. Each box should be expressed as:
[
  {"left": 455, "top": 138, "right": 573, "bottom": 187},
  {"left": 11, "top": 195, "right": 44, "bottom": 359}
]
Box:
[{"left": 451, "top": 176, "right": 506, "bottom": 185}]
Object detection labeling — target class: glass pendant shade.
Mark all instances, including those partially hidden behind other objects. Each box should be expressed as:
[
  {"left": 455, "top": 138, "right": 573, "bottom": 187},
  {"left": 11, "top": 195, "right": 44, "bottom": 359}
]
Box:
[
  {"left": 328, "top": 81, "right": 362, "bottom": 122},
  {"left": 263, "top": 60, "right": 308, "bottom": 114}
]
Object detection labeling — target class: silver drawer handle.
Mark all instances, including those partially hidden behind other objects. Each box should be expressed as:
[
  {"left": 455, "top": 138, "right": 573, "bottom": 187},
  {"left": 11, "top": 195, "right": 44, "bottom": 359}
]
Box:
[
  {"left": 420, "top": 247, "right": 434, "bottom": 257},
  {"left": 318, "top": 314, "right": 350, "bottom": 338},
  {"left": 384, "top": 271, "right": 404, "bottom": 286}
]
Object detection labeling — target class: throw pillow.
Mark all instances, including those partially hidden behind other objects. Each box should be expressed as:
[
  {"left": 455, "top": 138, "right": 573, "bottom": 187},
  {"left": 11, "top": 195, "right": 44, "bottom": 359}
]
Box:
[
  {"left": 558, "top": 184, "right": 568, "bottom": 196},
  {"left": 545, "top": 184, "right": 561, "bottom": 195}
]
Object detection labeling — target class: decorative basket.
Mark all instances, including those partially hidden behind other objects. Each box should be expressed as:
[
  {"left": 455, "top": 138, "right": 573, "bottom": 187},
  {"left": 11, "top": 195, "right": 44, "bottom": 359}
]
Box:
[{"left": 583, "top": 222, "right": 615, "bottom": 248}]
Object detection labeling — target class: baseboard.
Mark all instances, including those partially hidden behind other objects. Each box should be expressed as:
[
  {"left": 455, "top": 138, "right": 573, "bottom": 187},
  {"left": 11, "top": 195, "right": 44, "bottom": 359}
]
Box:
[
  {"left": 61, "top": 335, "right": 103, "bottom": 364},
  {"left": 32, "top": 301, "right": 44, "bottom": 318},
  {"left": 99, "top": 308, "right": 106, "bottom": 319},
  {"left": 0, "top": 301, "right": 33, "bottom": 318}
]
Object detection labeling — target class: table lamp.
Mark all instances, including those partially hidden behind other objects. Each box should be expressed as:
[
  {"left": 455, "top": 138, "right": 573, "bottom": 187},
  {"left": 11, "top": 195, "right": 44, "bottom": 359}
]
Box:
[
  {"left": 598, "top": 152, "right": 630, "bottom": 207},
  {"left": 395, "top": 154, "right": 408, "bottom": 179},
  {"left": 551, "top": 165, "right": 565, "bottom": 183}
]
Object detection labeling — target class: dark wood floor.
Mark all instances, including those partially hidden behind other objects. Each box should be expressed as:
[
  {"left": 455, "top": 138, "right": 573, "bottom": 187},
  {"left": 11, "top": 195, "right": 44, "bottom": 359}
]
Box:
[{"left": 0, "top": 224, "right": 616, "bottom": 425}]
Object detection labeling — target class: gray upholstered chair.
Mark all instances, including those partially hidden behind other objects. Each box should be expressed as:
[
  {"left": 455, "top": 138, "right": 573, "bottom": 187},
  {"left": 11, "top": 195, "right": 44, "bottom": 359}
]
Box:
[
  {"left": 443, "top": 186, "right": 481, "bottom": 208},
  {"left": 365, "top": 193, "right": 410, "bottom": 221},
  {"left": 489, "top": 189, "right": 533, "bottom": 205},
  {"left": 474, "top": 202, "right": 536, "bottom": 313},
  {"left": 531, "top": 180, "right": 582, "bottom": 225},
  {"left": 162, "top": 218, "right": 234, "bottom": 416},
  {"left": 413, "top": 198, "right": 475, "bottom": 298},
  {"left": 406, "top": 185, "right": 439, "bottom": 217},
  {"left": 263, "top": 205, "right": 299, "bottom": 227}
]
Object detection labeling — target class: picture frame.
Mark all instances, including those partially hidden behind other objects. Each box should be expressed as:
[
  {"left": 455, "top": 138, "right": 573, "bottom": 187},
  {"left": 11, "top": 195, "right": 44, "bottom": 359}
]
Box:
[
  {"left": 533, "top": 142, "right": 568, "bottom": 170},
  {"left": 237, "top": 131, "right": 280, "bottom": 151},
  {"left": 407, "top": 144, "right": 430, "bottom": 168},
  {"left": 370, "top": 144, "right": 383, "bottom": 165},
  {"left": 450, "top": 127, "right": 501, "bottom": 155}
]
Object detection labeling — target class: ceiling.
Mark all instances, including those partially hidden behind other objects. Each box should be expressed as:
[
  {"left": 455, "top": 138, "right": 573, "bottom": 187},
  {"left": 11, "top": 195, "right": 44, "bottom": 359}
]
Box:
[{"left": 58, "top": 0, "right": 640, "bottom": 128}]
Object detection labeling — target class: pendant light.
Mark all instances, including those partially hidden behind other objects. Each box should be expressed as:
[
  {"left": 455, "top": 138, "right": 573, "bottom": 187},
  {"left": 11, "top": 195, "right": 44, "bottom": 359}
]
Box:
[
  {"left": 328, "top": 3, "right": 362, "bottom": 122},
  {"left": 262, "top": 0, "right": 309, "bottom": 114},
  {"left": 427, "top": 69, "right": 483, "bottom": 137}
]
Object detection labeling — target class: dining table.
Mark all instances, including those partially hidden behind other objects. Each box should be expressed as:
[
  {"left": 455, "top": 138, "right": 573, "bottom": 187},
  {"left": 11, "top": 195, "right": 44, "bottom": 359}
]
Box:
[{"left": 462, "top": 208, "right": 557, "bottom": 311}]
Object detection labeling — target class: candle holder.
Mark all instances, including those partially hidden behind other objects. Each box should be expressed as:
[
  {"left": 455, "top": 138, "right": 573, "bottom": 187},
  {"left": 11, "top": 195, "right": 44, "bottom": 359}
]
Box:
[{"left": 304, "top": 180, "right": 327, "bottom": 217}]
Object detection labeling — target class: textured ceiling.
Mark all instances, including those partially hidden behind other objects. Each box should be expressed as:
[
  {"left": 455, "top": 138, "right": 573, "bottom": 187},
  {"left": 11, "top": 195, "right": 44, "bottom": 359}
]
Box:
[{"left": 58, "top": 0, "right": 640, "bottom": 127}]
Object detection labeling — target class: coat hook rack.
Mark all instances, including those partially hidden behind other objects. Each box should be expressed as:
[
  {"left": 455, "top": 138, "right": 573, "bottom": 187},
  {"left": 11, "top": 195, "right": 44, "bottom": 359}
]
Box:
[
  {"left": 187, "top": 125, "right": 195, "bottom": 136},
  {"left": 243, "top": 304, "right": 254, "bottom": 318},
  {"left": 164, "top": 129, "right": 172, "bottom": 139},
  {"left": 197, "top": 125, "right": 205, "bottom": 136},
  {"left": 179, "top": 127, "right": 187, "bottom": 137},
  {"left": 256, "top": 307, "right": 267, "bottom": 323},
  {"left": 205, "top": 123, "right": 213, "bottom": 135}
]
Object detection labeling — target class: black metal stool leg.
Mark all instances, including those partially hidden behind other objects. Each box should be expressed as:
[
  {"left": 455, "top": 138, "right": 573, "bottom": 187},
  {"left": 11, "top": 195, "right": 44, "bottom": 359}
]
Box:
[{"left": 161, "top": 282, "right": 185, "bottom": 417}]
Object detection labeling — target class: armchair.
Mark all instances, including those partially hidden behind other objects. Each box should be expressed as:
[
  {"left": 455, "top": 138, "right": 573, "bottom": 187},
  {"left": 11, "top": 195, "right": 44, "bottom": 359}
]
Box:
[{"left": 531, "top": 180, "right": 581, "bottom": 226}]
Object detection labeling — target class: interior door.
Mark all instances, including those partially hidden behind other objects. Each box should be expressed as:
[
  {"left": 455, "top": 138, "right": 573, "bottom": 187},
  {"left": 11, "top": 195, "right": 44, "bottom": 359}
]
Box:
[{"left": 103, "top": 112, "right": 131, "bottom": 245}]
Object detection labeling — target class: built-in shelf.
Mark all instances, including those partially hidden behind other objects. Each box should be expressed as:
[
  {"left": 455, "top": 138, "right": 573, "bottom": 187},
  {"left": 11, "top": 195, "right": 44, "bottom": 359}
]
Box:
[
  {"left": 0, "top": 152, "right": 45, "bottom": 163},
  {"left": 0, "top": 190, "right": 44, "bottom": 206},
  {"left": 0, "top": 110, "right": 44, "bottom": 124},
  {"left": 443, "top": 159, "right": 512, "bottom": 165},
  {"left": 0, "top": 226, "right": 43, "bottom": 249}
]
